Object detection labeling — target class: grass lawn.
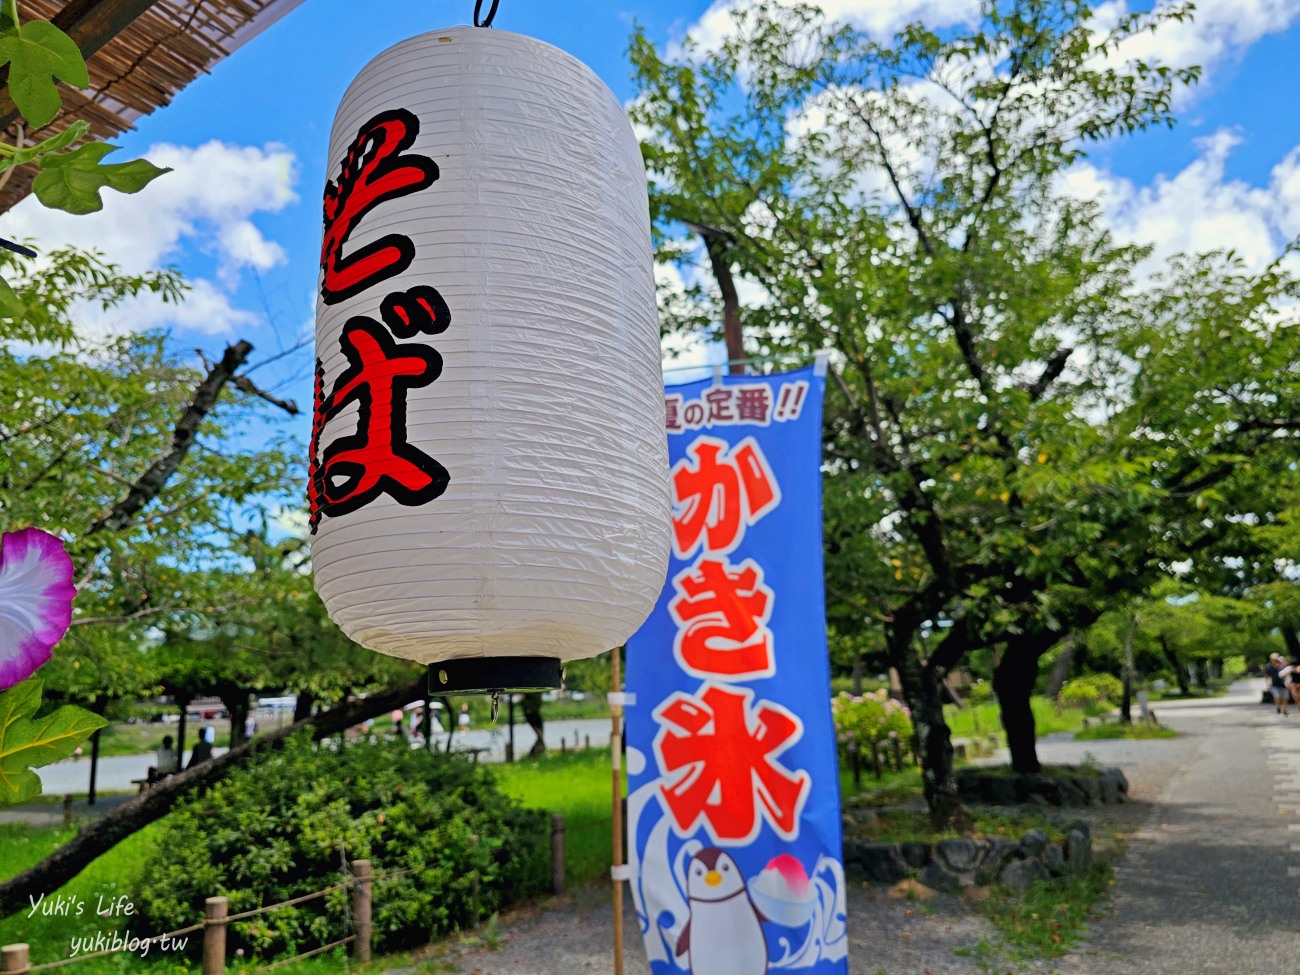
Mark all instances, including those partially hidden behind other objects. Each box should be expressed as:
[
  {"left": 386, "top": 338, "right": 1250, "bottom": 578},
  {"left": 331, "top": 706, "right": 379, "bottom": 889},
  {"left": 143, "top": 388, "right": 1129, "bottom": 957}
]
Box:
[
  {"left": 1075, "top": 720, "right": 1177, "bottom": 740},
  {"left": 489, "top": 747, "right": 619, "bottom": 888},
  {"left": 944, "top": 696, "right": 1090, "bottom": 743},
  {"left": 0, "top": 822, "right": 169, "bottom": 974}
]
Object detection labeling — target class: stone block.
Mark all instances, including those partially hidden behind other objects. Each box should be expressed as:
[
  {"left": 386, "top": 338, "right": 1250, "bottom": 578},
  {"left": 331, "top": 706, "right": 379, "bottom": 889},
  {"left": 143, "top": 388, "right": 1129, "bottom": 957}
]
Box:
[
  {"left": 1018, "top": 828, "right": 1049, "bottom": 859},
  {"left": 936, "top": 837, "right": 981, "bottom": 873},
  {"left": 999, "top": 857, "right": 1050, "bottom": 893},
  {"left": 917, "top": 860, "right": 966, "bottom": 893},
  {"left": 899, "top": 841, "right": 933, "bottom": 869},
  {"left": 974, "top": 839, "right": 1020, "bottom": 886},
  {"left": 1042, "top": 841, "right": 1065, "bottom": 876},
  {"left": 1065, "top": 828, "right": 1092, "bottom": 875},
  {"left": 847, "top": 842, "right": 909, "bottom": 884}
]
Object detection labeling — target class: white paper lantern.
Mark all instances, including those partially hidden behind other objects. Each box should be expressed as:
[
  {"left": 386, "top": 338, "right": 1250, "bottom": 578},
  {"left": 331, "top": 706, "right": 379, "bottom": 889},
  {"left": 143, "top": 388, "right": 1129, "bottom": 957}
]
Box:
[{"left": 308, "top": 26, "right": 670, "bottom": 690}]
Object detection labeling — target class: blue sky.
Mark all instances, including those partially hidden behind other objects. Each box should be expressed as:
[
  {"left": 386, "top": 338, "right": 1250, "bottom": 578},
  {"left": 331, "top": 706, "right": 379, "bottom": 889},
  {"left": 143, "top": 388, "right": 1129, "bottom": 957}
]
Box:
[{"left": 9, "top": 0, "right": 1300, "bottom": 460}]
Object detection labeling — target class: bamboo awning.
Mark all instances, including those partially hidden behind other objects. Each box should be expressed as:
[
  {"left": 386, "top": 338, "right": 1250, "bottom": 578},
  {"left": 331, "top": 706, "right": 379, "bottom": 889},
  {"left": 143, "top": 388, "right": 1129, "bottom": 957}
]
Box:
[{"left": 0, "top": 0, "right": 308, "bottom": 214}]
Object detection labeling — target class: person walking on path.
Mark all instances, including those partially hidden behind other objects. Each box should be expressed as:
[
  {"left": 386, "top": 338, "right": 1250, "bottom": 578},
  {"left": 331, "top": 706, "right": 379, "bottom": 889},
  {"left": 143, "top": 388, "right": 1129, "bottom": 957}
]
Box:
[{"left": 1265, "top": 653, "right": 1292, "bottom": 714}]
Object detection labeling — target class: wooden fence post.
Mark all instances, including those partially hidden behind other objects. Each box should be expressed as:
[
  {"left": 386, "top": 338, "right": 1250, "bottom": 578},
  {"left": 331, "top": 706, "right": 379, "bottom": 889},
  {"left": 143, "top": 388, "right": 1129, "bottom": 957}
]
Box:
[
  {"left": 551, "top": 813, "right": 565, "bottom": 895},
  {"left": 62, "top": 795, "right": 74, "bottom": 827},
  {"left": 203, "top": 896, "right": 228, "bottom": 975},
  {"left": 869, "top": 740, "right": 883, "bottom": 780},
  {"left": 846, "top": 741, "right": 861, "bottom": 791},
  {"left": 890, "top": 736, "right": 903, "bottom": 772},
  {"left": 352, "top": 859, "right": 372, "bottom": 963},
  {"left": 1, "top": 943, "right": 29, "bottom": 975}
]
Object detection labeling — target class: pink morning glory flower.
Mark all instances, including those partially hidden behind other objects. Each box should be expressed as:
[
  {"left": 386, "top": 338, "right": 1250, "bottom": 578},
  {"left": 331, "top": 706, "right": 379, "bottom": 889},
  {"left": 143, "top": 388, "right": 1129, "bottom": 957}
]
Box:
[{"left": 0, "top": 528, "right": 76, "bottom": 690}]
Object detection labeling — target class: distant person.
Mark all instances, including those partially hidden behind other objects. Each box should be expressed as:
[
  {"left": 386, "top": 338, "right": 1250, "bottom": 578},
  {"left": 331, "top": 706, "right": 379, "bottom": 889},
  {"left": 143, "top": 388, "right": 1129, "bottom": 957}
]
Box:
[
  {"left": 1266, "top": 653, "right": 1292, "bottom": 715},
  {"left": 149, "top": 735, "right": 179, "bottom": 783},
  {"left": 391, "top": 708, "right": 405, "bottom": 737},
  {"left": 187, "top": 726, "right": 214, "bottom": 768},
  {"left": 458, "top": 704, "right": 471, "bottom": 729},
  {"left": 244, "top": 714, "right": 256, "bottom": 740}
]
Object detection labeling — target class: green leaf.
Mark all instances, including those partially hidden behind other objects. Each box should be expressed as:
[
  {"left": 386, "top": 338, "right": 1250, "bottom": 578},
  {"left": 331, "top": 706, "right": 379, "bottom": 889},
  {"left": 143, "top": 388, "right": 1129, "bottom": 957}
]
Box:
[
  {"left": 0, "top": 678, "right": 107, "bottom": 805},
  {"left": 33, "top": 142, "right": 170, "bottom": 214},
  {"left": 0, "top": 21, "right": 91, "bottom": 128},
  {"left": 0, "top": 272, "right": 24, "bottom": 320},
  {"left": 0, "top": 119, "right": 90, "bottom": 174}
]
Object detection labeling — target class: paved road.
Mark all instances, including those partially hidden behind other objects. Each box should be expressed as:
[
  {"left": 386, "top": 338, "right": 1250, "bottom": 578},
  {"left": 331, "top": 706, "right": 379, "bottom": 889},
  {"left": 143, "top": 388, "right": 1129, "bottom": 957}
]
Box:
[
  {"left": 25, "top": 717, "right": 613, "bottom": 799},
  {"left": 1033, "top": 680, "right": 1300, "bottom": 975}
]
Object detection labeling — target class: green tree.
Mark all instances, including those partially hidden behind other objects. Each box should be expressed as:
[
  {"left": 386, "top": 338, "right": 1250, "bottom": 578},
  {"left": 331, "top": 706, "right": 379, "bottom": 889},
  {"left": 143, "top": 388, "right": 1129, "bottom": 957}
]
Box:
[{"left": 630, "top": 0, "right": 1300, "bottom": 826}]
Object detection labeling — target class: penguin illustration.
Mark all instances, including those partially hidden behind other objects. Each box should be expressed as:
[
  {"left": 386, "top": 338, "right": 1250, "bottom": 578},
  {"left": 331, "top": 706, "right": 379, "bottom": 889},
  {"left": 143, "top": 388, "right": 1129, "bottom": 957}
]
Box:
[{"left": 675, "top": 847, "right": 768, "bottom": 975}]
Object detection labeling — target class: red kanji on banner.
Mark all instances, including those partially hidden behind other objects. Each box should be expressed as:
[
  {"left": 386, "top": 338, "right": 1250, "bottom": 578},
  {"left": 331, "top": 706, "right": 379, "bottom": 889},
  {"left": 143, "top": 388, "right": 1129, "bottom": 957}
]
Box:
[
  {"left": 308, "top": 317, "right": 449, "bottom": 530},
  {"left": 654, "top": 683, "right": 810, "bottom": 843},
  {"left": 672, "top": 436, "right": 781, "bottom": 558},
  {"left": 665, "top": 394, "right": 684, "bottom": 433},
  {"left": 735, "top": 385, "right": 773, "bottom": 424},
  {"left": 668, "top": 557, "right": 775, "bottom": 679},
  {"left": 321, "top": 108, "right": 439, "bottom": 305},
  {"left": 704, "top": 387, "right": 736, "bottom": 423}
]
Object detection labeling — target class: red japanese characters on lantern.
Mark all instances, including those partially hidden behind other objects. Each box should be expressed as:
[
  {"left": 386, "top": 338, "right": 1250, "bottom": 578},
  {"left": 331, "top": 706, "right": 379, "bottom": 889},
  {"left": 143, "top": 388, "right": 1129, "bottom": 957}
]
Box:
[{"left": 310, "top": 28, "right": 671, "bottom": 690}]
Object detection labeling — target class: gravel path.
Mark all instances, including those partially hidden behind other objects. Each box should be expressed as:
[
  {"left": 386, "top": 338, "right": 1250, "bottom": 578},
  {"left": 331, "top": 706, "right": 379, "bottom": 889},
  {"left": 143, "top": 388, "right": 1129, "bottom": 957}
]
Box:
[
  {"left": 1051, "top": 682, "right": 1300, "bottom": 975},
  {"left": 420, "top": 681, "right": 1290, "bottom": 975}
]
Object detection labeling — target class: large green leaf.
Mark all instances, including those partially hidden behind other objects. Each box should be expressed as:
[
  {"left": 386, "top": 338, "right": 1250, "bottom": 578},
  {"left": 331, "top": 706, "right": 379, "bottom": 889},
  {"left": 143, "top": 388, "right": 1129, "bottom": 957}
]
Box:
[
  {"left": 0, "top": 678, "right": 107, "bottom": 805},
  {"left": 0, "top": 21, "right": 90, "bottom": 128},
  {"left": 33, "top": 142, "right": 170, "bottom": 215},
  {"left": 0, "top": 273, "right": 24, "bottom": 320}
]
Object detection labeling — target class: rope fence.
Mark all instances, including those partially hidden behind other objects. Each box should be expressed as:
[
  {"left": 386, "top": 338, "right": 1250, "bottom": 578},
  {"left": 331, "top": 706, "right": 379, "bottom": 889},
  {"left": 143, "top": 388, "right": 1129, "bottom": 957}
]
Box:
[
  {"left": 0, "top": 862, "right": 426, "bottom": 975},
  {"left": 2, "top": 850, "right": 522, "bottom": 975}
]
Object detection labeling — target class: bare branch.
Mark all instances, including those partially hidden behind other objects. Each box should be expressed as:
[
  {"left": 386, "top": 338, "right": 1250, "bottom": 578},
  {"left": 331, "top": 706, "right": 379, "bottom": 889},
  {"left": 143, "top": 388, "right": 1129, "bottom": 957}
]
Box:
[
  {"left": 88, "top": 341, "right": 253, "bottom": 537},
  {"left": 232, "top": 373, "right": 299, "bottom": 416}
]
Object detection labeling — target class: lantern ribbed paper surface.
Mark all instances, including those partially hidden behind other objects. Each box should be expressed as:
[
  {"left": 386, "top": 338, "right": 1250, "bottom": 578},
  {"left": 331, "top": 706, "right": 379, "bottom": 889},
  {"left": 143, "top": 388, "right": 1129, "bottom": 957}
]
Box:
[{"left": 309, "top": 27, "right": 670, "bottom": 672}]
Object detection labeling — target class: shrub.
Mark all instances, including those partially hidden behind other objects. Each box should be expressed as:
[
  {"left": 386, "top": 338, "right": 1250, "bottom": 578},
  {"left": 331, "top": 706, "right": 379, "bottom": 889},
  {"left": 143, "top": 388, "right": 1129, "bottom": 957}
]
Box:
[
  {"left": 831, "top": 689, "right": 913, "bottom": 747},
  {"left": 137, "top": 734, "right": 549, "bottom": 960},
  {"left": 1059, "top": 673, "right": 1124, "bottom": 711},
  {"left": 966, "top": 679, "right": 994, "bottom": 705}
]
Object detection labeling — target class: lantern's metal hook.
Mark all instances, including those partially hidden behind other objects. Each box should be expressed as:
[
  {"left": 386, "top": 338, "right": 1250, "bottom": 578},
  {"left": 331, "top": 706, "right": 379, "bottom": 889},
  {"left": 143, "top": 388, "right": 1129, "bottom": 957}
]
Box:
[
  {"left": 473, "top": 0, "right": 499, "bottom": 27},
  {"left": 490, "top": 690, "right": 500, "bottom": 722}
]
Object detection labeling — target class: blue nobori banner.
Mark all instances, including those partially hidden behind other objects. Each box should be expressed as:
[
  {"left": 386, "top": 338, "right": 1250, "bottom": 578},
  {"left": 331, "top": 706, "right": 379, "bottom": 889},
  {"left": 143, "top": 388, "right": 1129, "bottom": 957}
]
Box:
[{"left": 625, "top": 364, "right": 847, "bottom": 975}]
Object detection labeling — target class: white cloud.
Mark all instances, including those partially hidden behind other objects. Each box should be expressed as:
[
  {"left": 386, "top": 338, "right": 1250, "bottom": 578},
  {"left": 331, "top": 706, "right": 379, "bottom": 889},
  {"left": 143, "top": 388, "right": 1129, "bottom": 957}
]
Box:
[
  {"left": 682, "top": 0, "right": 980, "bottom": 53},
  {"left": 5, "top": 140, "right": 297, "bottom": 339},
  {"left": 1063, "top": 129, "right": 1300, "bottom": 273},
  {"left": 7, "top": 141, "right": 297, "bottom": 274},
  {"left": 1096, "top": 0, "right": 1300, "bottom": 77}
]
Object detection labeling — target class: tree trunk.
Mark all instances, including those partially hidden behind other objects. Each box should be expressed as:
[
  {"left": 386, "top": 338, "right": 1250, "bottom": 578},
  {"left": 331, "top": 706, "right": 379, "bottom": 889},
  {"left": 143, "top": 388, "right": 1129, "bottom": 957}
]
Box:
[
  {"left": 1283, "top": 628, "right": 1300, "bottom": 660},
  {"left": 219, "top": 689, "right": 251, "bottom": 747},
  {"left": 293, "top": 690, "right": 315, "bottom": 723},
  {"left": 86, "top": 695, "right": 109, "bottom": 805},
  {"left": 1159, "top": 637, "right": 1190, "bottom": 696},
  {"left": 1121, "top": 616, "right": 1136, "bottom": 725},
  {"left": 522, "top": 692, "right": 546, "bottom": 758},
  {"left": 897, "top": 648, "right": 969, "bottom": 831},
  {"left": 0, "top": 674, "right": 426, "bottom": 917},
  {"left": 993, "top": 640, "right": 1042, "bottom": 775},
  {"left": 1042, "top": 636, "right": 1075, "bottom": 700}
]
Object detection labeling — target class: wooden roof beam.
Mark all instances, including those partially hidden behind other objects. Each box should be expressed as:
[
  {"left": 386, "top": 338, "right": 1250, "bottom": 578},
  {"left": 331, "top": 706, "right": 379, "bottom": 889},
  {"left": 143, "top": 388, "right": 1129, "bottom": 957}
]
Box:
[{"left": 1, "top": 0, "right": 167, "bottom": 130}]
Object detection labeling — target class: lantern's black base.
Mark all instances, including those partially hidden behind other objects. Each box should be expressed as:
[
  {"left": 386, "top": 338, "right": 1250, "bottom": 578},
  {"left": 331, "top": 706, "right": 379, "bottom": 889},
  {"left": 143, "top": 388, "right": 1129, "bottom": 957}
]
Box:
[{"left": 428, "top": 657, "right": 563, "bottom": 695}]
